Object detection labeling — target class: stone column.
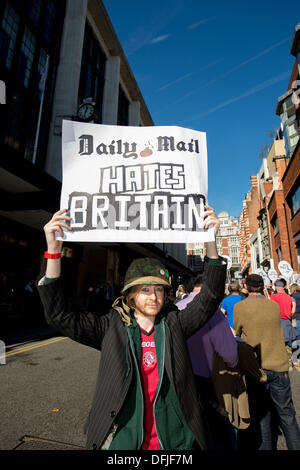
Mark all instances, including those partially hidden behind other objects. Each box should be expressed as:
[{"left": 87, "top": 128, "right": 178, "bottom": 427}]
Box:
[
  {"left": 101, "top": 56, "right": 120, "bottom": 125},
  {"left": 45, "top": 0, "right": 87, "bottom": 181},
  {"left": 128, "top": 101, "right": 140, "bottom": 126}
]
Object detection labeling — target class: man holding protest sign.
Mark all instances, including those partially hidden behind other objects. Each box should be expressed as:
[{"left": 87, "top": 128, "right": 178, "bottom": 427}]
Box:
[{"left": 37, "top": 205, "right": 226, "bottom": 450}]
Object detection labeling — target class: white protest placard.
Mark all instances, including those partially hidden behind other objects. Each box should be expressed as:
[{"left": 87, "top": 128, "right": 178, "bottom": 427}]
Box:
[
  {"left": 59, "top": 120, "right": 213, "bottom": 243},
  {"left": 256, "top": 268, "right": 270, "bottom": 286},
  {"left": 278, "top": 260, "right": 293, "bottom": 281},
  {"left": 292, "top": 273, "right": 300, "bottom": 284},
  {"left": 222, "top": 255, "right": 232, "bottom": 270},
  {"left": 267, "top": 269, "right": 278, "bottom": 282}
]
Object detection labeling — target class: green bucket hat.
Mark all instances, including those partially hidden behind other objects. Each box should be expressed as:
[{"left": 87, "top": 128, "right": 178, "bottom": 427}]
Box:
[{"left": 121, "top": 257, "right": 171, "bottom": 294}]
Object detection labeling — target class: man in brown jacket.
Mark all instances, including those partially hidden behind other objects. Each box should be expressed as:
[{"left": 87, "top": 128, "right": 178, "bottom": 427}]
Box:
[{"left": 233, "top": 274, "right": 300, "bottom": 450}]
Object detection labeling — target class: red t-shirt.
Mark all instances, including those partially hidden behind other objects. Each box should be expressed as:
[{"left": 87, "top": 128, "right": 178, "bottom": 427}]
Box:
[
  {"left": 270, "top": 293, "right": 292, "bottom": 319},
  {"left": 139, "top": 326, "right": 160, "bottom": 450}
]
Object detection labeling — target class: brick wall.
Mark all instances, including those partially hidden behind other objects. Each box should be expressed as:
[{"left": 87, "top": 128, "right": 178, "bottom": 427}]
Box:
[
  {"left": 239, "top": 175, "right": 259, "bottom": 273},
  {"left": 282, "top": 141, "right": 300, "bottom": 198},
  {"left": 268, "top": 189, "right": 297, "bottom": 270}
]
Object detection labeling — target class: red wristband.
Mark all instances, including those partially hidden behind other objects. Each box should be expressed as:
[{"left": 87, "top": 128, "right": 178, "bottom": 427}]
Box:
[{"left": 44, "top": 252, "right": 62, "bottom": 259}]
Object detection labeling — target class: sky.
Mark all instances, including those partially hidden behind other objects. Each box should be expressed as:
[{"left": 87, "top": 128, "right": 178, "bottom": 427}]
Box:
[{"left": 103, "top": 0, "right": 298, "bottom": 218}]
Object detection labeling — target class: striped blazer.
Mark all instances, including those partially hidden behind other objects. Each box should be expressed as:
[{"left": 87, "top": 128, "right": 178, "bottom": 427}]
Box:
[{"left": 37, "top": 260, "right": 226, "bottom": 450}]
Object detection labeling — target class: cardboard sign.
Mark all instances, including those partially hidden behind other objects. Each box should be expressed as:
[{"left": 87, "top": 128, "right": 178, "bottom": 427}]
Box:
[
  {"left": 59, "top": 120, "right": 214, "bottom": 243},
  {"left": 292, "top": 273, "right": 300, "bottom": 284},
  {"left": 255, "top": 268, "right": 270, "bottom": 286},
  {"left": 267, "top": 269, "right": 278, "bottom": 282},
  {"left": 278, "top": 260, "right": 293, "bottom": 280}
]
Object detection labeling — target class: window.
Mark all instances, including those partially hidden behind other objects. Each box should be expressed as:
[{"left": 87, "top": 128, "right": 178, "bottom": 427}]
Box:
[
  {"left": 290, "top": 184, "right": 300, "bottom": 217},
  {"left": 0, "top": 3, "right": 20, "bottom": 69},
  {"left": 42, "top": 0, "right": 56, "bottom": 44},
  {"left": 79, "top": 23, "right": 106, "bottom": 122},
  {"left": 24, "top": 101, "right": 39, "bottom": 161},
  {"left": 4, "top": 92, "right": 25, "bottom": 151},
  {"left": 17, "top": 26, "right": 36, "bottom": 87},
  {"left": 280, "top": 95, "right": 300, "bottom": 157},
  {"left": 277, "top": 247, "right": 282, "bottom": 263},
  {"left": 287, "top": 121, "right": 299, "bottom": 147},
  {"left": 27, "top": 0, "right": 42, "bottom": 27},
  {"left": 271, "top": 215, "right": 279, "bottom": 236},
  {"left": 296, "top": 239, "right": 300, "bottom": 269},
  {"left": 37, "top": 48, "right": 47, "bottom": 92},
  {"left": 1, "top": 0, "right": 66, "bottom": 166}
]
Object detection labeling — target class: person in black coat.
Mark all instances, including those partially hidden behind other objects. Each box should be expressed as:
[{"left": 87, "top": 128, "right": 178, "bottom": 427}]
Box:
[{"left": 37, "top": 206, "right": 226, "bottom": 450}]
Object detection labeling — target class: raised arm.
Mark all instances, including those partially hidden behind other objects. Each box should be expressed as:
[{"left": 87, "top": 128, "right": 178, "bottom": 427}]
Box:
[
  {"left": 38, "top": 209, "right": 109, "bottom": 350},
  {"left": 178, "top": 206, "right": 227, "bottom": 337},
  {"left": 43, "top": 208, "right": 72, "bottom": 278},
  {"left": 203, "top": 205, "right": 219, "bottom": 259}
]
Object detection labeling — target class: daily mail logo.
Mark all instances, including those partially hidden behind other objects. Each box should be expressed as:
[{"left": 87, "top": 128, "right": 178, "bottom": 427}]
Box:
[{"left": 0, "top": 80, "right": 6, "bottom": 104}]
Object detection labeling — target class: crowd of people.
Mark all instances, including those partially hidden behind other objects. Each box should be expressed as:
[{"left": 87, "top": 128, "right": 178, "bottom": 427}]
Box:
[
  {"left": 176, "top": 274, "right": 300, "bottom": 450},
  {"left": 37, "top": 206, "right": 300, "bottom": 451}
]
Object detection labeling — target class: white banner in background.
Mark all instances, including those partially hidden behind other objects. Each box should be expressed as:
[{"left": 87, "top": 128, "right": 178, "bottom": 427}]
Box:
[
  {"left": 292, "top": 273, "right": 300, "bottom": 284},
  {"left": 256, "top": 268, "right": 270, "bottom": 286},
  {"left": 59, "top": 120, "right": 213, "bottom": 243},
  {"left": 267, "top": 269, "right": 278, "bottom": 282},
  {"left": 278, "top": 260, "right": 293, "bottom": 281}
]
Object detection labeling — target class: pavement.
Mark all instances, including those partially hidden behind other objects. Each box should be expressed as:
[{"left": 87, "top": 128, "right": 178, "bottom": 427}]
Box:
[
  {"left": 13, "top": 435, "right": 85, "bottom": 450},
  {"left": 0, "top": 328, "right": 99, "bottom": 451}
]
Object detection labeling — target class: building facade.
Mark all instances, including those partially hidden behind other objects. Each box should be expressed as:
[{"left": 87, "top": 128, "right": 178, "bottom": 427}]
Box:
[
  {"left": 276, "top": 23, "right": 300, "bottom": 272},
  {"left": 256, "top": 138, "right": 286, "bottom": 272},
  {"left": 0, "top": 0, "right": 191, "bottom": 318},
  {"left": 0, "top": 0, "right": 67, "bottom": 317},
  {"left": 216, "top": 211, "right": 241, "bottom": 279},
  {"left": 239, "top": 175, "right": 260, "bottom": 276},
  {"left": 239, "top": 23, "right": 300, "bottom": 277},
  {"left": 267, "top": 154, "right": 297, "bottom": 272},
  {"left": 187, "top": 211, "right": 241, "bottom": 279}
]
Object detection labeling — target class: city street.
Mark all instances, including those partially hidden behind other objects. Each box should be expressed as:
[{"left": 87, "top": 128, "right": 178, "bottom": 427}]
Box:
[
  {"left": 0, "top": 326, "right": 300, "bottom": 450},
  {"left": 0, "top": 328, "right": 99, "bottom": 450},
  {"left": 1, "top": 0, "right": 300, "bottom": 458}
]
